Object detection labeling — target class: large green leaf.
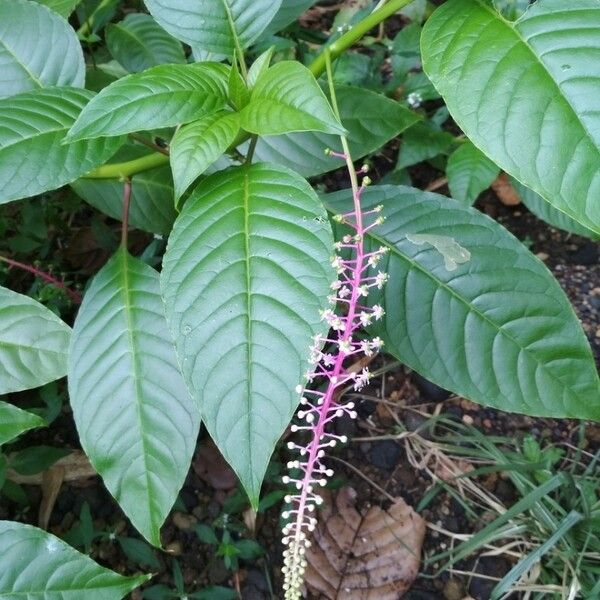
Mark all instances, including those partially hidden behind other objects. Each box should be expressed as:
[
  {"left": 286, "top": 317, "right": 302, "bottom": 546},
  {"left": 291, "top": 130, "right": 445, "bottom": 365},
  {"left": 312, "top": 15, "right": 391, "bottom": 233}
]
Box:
[
  {"left": 252, "top": 85, "right": 419, "bottom": 176},
  {"left": 447, "top": 141, "right": 500, "bottom": 205},
  {"left": 161, "top": 164, "right": 335, "bottom": 504},
  {"left": 0, "top": 286, "right": 71, "bottom": 395},
  {"left": 34, "top": 0, "right": 82, "bottom": 17},
  {"left": 66, "top": 63, "right": 229, "bottom": 141},
  {"left": 511, "top": 179, "right": 599, "bottom": 240},
  {"left": 422, "top": 0, "right": 600, "bottom": 236},
  {"left": 68, "top": 249, "right": 199, "bottom": 545},
  {"left": 106, "top": 13, "right": 186, "bottom": 74},
  {"left": 144, "top": 0, "right": 282, "bottom": 54},
  {"left": 0, "top": 87, "right": 123, "bottom": 204},
  {"left": 323, "top": 186, "right": 600, "bottom": 420},
  {"left": 0, "top": 401, "right": 45, "bottom": 446},
  {"left": 0, "top": 521, "right": 149, "bottom": 597},
  {"left": 170, "top": 110, "right": 241, "bottom": 200},
  {"left": 71, "top": 146, "right": 176, "bottom": 235},
  {"left": 240, "top": 61, "right": 344, "bottom": 136},
  {"left": 0, "top": 0, "right": 84, "bottom": 98},
  {"left": 264, "top": 0, "right": 316, "bottom": 34},
  {"left": 35, "top": 0, "right": 81, "bottom": 19}
]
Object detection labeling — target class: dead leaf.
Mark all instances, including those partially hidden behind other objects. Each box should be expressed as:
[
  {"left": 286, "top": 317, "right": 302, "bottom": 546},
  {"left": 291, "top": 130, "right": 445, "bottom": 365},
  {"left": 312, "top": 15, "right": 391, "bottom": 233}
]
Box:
[
  {"left": 193, "top": 441, "right": 237, "bottom": 491},
  {"left": 304, "top": 487, "right": 425, "bottom": 599},
  {"left": 7, "top": 450, "right": 96, "bottom": 485},
  {"left": 491, "top": 173, "right": 521, "bottom": 206},
  {"left": 38, "top": 467, "right": 65, "bottom": 529}
]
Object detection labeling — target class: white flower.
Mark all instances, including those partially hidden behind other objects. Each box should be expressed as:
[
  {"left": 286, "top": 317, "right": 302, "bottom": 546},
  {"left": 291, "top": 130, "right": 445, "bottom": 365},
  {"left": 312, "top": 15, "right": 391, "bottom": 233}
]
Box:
[
  {"left": 371, "top": 336, "right": 384, "bottom": 350},
  {"left": 375, "top": 271, "right": 389, "bottom": 289},
  {"left": 338, "top": 338, "right": 353, "bottom": 355},
  {"left": 372, "top": 305, "right": 385, "bottom": 320},
  {"left": 360, "top": 339, "right": 373, "bottom": 357},
  {"left": 359, "top": 311, "right": 372, "bottom": 327}
]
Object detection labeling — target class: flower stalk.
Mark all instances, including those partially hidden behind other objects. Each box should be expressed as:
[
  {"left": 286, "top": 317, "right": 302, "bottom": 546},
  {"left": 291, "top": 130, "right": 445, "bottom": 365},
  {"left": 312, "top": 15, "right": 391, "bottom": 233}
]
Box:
[{"left": 281, "top": 52, "right": 389, "bottom": 599}]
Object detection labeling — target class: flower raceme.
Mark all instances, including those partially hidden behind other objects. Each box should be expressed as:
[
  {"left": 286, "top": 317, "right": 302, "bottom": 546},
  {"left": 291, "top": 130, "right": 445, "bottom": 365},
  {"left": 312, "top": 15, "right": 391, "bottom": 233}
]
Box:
[{"left": 281, "top": 155, "right": 389, "bottom": 598}]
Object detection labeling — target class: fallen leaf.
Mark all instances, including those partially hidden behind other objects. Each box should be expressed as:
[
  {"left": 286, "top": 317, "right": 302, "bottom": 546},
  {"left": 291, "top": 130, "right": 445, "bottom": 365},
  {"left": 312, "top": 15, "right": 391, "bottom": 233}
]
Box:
[
  {"left": 491, "top": 173, "right": 521, "bottom": 206},
  {"left": 193, "top": 440, "right": 238, "bottom": 491},
  {"left": 304, "top": 487, "right": 426, "bottom": 599},
  {"left": 7, "top": 450, "right": 96, "bottom": 485}
]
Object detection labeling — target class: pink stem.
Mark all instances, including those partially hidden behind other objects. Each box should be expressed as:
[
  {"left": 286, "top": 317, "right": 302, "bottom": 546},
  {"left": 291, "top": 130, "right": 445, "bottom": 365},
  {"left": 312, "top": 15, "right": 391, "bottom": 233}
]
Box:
[{"left": 0, "top": 256, "right": 82, "bottom": 304}]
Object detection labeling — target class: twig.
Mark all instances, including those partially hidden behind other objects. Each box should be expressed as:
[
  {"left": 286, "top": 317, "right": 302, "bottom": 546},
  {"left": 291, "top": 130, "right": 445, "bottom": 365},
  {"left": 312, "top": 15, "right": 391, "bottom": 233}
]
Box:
[{"left": 0, "top": 255, "right": 81, "bottom": 304}]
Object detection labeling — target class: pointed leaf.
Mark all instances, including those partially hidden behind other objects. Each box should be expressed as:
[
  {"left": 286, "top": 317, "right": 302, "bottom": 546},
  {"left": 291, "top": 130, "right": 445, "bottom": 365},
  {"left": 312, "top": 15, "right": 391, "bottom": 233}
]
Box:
[
  {"left": 144, "top": 0, "right": 282, "bottom": 54},
  {"left": 0, "top": 0, "right": 84, "bottom": 98},
  {"left": 106, "top": 13, "right": 186, "bottom": 74},
  {"left": 240, "top": 61, "right": 345, "bottom": 136},
  {"left": 0, "top": 87, "right": 123, "bottom": 204},
  {"left": 0, "top": 402, "right": 45, "bottom": 446},
  {"left": 171, "top": 111, "right": 241, "bottom": 200},
  {"left": 68, "top": 249, "right": 200, "bottom": 545},
  {"left": 422, "top": 0, "right": 600, "bottom": 235},
  {"left": 71, "top": 145, "right": 176, "bottom": 235},
  {"left": 0, "top": 286, "right": 71, "bottom": 394},
  {"left": 264, "top": 0, "right": 316, "bottom": 34},
  {"left": 323, "top": 185, "right": 600, "bottom": 420},
  {"left": 447, "top": 141, "right": 500, "bottom": 205},
  {"left": 0, "top": 521, "right": 149, "bottom": 598},
  {"left": 252, "top": 85, "right": 418, "bottom": 175},
  {"left": 33, "top": 0, "right": 82, "bottom": 17},
  {"left": 161, "top": 164, "right": 335, "bottom": 504},
  {"left": 66, "top": 63, "right": 229, "bottom": 141},
  {"left": 511, "top": 178, "right": 599, "bottom": 240}
]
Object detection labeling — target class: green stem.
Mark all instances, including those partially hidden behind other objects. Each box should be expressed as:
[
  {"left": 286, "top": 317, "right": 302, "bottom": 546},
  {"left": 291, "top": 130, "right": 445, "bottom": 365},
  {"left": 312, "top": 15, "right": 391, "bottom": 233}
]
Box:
[
  {"left": 84, "top": 152, "right": 169, "bottom": 179},
  {"left": 84, "top": 0, "right": 413, "bottom": 180},
  {"left": 309, "top": 0, "right": 414, "bottom": 78}
]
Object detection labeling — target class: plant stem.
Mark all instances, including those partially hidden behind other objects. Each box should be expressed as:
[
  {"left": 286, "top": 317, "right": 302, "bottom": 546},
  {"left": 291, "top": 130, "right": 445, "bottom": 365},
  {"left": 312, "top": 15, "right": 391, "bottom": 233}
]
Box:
[
  {"left": 83, "top": 0, "right": 413, "bottom": 180},
  {"left": 0, "top": 256, "right": 82, "bottom": 304},
  {"left": 121, "top": 179, "right": 132, "bottom": 249},
  {"left": 309, "top": 0, "right": 414, "bottom": 77},
  {"left": 84, "top": 152, "right": 170, "bottom": 179},
  {"left": 245, "top": 135, "right": 258, "bottom": 165},
  {"left": 129, "top": 133, "right": 170, "bottom": 156}
]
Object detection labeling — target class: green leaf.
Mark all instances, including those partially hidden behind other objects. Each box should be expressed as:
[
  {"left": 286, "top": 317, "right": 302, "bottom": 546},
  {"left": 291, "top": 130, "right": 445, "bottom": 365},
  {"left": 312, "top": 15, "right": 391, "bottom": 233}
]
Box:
[
  {"left": 252, "top": 85, "right": 419, "bottom": 176},
  {"left": 106, "top": 13, "right": 185, "bottom": 74},
  {"left": 170, "top": 111, "right": 241, "bottom": 200},
  {"left": 0, "top": 87, "right": 123, "bottom": 204},
  {"left": 446, "top": 141, "right": 500, "bottom": 205},
  {"left": 0, "top": 521, "right": 149, "bottom": 598},
  {"left": 247, "top": 47, "right": 273, "bottom": 89},
  {"left": 144, "top": 0, "right": 282, "bottom": 54},
  {"left": 10, "top": 446, "right": 70, "bottom": 475},
  {"left": 0, "top": 0, "right": 84, "bottom": 98},
  {"left": 161, "top": 164, "right": 335, "bottom": 504},
  {"left": 422, "top": 0, "right": 600, "bottom": 236},
  {"left": 323, "top": 185, "right": 600, "bottom": 420},
  {"left": 71, "top": 145, "right": 177, "bottom": 235},
  {"left": 511, "top": 179, "right": 599, "bottom": 240},
  {"left": 397, "top": 121, "right": 454, "bottom": 169},
  {"left": 264, "top": 0, "right": 316, "bottom": 34},
  {"left": 0, "top": 402, "right": 45, "bottom": 446},
  {"left": 240, "top": 61, "right": 345, "bottom": 136},
  {"left": 66, "top": 63, "right": 229, "bottom": 141},
  {"left": 228, "top": 60, "right": 250, "bottom": 110},
  {"left": 68, "top": 249, "right": 200, "bottom": 545},
  {"left": 34, "top": 0, "right": 82, "bottom": 17},
  {"left": 0, "top": 286, "right": 71, "bottom": 394}
]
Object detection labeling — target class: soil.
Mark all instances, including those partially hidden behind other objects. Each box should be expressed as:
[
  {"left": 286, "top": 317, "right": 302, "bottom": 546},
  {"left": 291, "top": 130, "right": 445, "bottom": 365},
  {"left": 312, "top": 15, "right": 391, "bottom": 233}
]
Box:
[{"left": 2, "top": 174, "right": 598, "bottom": 600}]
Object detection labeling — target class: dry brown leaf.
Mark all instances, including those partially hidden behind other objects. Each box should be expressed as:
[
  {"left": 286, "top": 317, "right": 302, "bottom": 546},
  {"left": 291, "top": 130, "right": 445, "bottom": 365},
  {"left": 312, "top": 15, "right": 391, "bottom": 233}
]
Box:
[
  {"left": 491, "top": 173, "right": 521, "bottom": 206},
  {"left": 304, "top": 487, "right": 426, "bottom": 599},
  {"left": 193, "top": 440, "right": 237, "bottom": 491},
  {"left": 7, "top": 450, "right": 96, "bottom": 485}
]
